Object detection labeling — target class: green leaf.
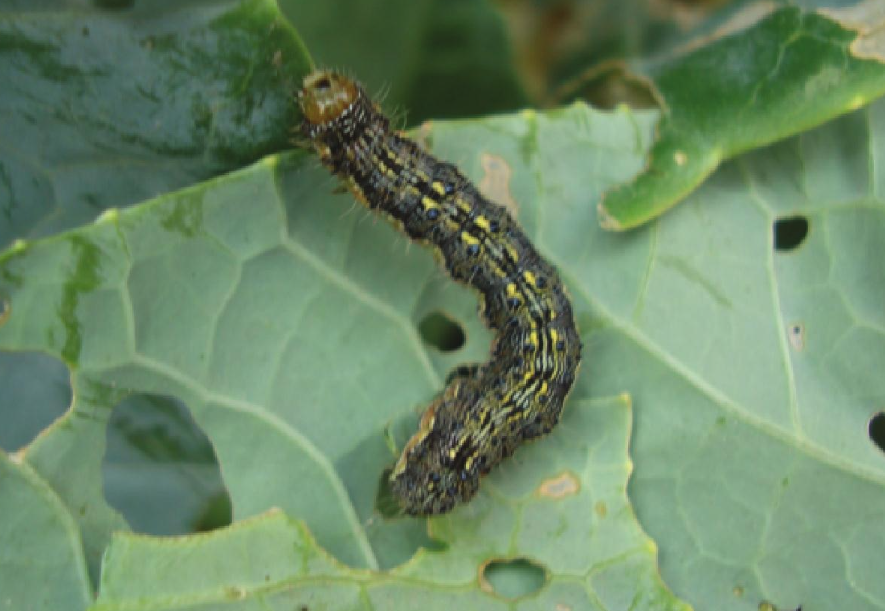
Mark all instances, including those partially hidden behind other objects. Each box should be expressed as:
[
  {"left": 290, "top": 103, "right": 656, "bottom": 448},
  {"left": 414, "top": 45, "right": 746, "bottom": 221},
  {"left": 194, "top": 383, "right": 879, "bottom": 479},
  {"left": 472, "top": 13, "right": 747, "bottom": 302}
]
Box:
[
  {"left": 596, "top": 3, "right": 885, "bottom": 229},
  {"left": 0, "top": 0, "right": 312, "bottom": 249},
  {"left": 0, "top": 450, "right": 91, "bottom": 611}
]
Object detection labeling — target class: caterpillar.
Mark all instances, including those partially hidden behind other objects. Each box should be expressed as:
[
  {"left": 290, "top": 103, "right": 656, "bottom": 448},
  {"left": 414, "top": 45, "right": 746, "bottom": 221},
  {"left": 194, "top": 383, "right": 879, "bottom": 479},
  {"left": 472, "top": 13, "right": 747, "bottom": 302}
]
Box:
[{"left": 298, "top": 71, "right": 581, "bottom": 516}]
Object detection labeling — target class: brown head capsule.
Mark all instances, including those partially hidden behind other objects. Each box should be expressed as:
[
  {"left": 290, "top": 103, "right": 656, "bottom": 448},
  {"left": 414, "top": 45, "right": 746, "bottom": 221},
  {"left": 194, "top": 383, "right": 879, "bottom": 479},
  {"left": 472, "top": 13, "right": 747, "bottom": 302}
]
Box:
[{"left": 299, "top": 71, "right": 359, "bottom": 125}]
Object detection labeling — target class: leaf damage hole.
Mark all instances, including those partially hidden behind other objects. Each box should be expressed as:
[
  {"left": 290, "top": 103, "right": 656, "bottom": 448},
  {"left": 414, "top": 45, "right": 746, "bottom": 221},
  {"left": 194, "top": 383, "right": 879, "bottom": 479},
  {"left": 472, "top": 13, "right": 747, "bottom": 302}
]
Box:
[
  {"left": 773, "top": 216, "right": 809, "bottom": 251},
  {"left": 0, "top": 351, "right": 72, "bottom": 453},
  {"left": 418, "top": 311, "right": 466, "bottom": 352},
  {"left": 788, "top": 323, "right": 805, "bottom": 351},
  {"left": 103, "top": 393, "right": 231, "bottom": 535},
  {"left": 480, "top": 557, "right": 548, "bottom": 600},
  {"left": 193, "top": 491, "right": 233, "bottom": 533},
  {"left": 869, "top": 412, "right": 885, "bottom": 456},
  {"left": 536, "top": 471, "right": 580, "bottom": 499}
]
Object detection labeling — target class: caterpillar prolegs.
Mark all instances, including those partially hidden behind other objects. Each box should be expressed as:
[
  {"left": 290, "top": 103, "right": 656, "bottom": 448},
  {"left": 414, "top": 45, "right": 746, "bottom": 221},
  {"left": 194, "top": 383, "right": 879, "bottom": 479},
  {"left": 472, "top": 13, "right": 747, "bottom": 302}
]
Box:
[{"left": 298, "top": 71, "right": 582, "bottom": 516}]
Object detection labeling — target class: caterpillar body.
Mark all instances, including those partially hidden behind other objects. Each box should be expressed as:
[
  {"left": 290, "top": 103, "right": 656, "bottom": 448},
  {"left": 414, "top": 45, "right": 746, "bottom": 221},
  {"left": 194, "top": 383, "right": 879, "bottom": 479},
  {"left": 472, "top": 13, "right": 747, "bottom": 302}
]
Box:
[{"left": 298, "top": 71, "right": 581, "bottom": 516}]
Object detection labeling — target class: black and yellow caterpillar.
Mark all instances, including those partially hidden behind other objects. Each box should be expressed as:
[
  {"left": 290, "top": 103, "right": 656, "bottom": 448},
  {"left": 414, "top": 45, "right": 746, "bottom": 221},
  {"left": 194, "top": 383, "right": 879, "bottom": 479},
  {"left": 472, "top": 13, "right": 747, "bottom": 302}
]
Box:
[{"left": 299, "top": 71, "right": 581, "bottom": 515}]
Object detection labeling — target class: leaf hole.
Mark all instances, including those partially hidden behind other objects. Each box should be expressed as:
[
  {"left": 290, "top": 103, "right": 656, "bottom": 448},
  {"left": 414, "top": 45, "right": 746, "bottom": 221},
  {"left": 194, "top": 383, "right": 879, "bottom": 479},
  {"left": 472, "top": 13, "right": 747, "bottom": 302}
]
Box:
[
  {"left": 103, "top": 393, "right": 231, "bottom": 535},
  {"left": 480, "top": 558, "right": 548, "bottom": 600},
  {"left": 869, "top": 412, "right": 885, "bottom": 456},
  {"left": 787, "top": 322, "right": 805, "bottom": 351},
  {"left": 773, "top": 216, "right": 809, "bottom": 251},
  {"left": 0, "top": 351, "right": 72, "bottom": 452},
  {"left": 418, "top": 311, "right": 465, "bottom": 352}
]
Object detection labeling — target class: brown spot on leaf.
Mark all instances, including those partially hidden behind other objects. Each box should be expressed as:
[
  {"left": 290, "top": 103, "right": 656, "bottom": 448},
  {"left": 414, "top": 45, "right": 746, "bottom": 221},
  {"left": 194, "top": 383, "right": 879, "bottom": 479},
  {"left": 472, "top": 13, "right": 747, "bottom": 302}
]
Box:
[
  {"left": 224, "top": 586, "right": 246, "bottom": 600},
  {"left": 594, "top": 500, "right": 608, "bottom": 518},
  {"left": 537, "top": 472, "right": 580, "bottom": 498},
  {"left": 674, "top": 150, "right": 688, "bottom": 166},
  {"left": 479, "top": 153, "right": 519, "bottom": 216},
  {"left": 819, "top": 0, "right": 885, "bottom": 62},
  {"left": 556, "top": 604, "right": 572, "bottom": 611},
  {"left": 0, "top": 299, "right": 9, "bottom": 327}
]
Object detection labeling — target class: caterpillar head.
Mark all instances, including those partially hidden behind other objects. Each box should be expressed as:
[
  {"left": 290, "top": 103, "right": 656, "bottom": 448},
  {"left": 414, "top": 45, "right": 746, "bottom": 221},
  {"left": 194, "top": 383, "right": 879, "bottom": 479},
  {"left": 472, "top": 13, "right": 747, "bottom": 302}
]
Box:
[
  {"left": 298, "top": 70, "right": 385, "bottom": 154},
  {"left": 298, "top": 71, "right": 360, "bottom": 125},
  {"left": 389, "top": 382, "right": 483, "bottom": 515}
]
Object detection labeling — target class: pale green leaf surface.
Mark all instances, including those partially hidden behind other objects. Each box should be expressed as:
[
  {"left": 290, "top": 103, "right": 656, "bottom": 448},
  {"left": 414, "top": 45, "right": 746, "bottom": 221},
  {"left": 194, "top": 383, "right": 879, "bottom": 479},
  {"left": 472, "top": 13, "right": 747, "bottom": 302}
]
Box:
[{"left": 0, "top": 450, "right": 91, "bottom": 611}]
